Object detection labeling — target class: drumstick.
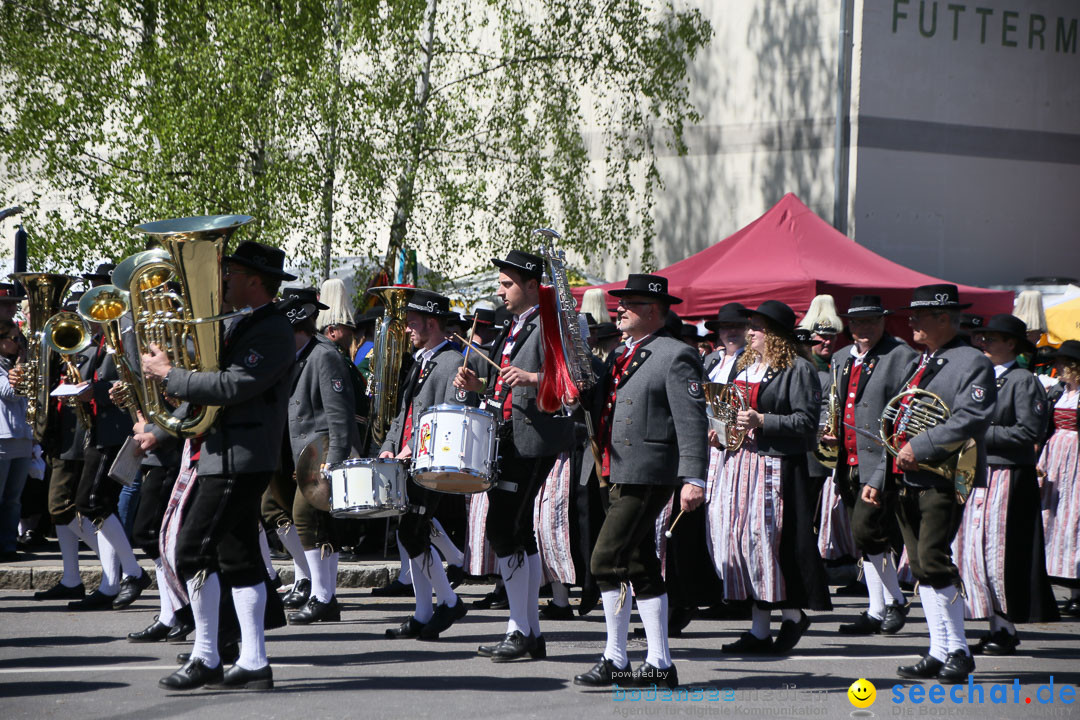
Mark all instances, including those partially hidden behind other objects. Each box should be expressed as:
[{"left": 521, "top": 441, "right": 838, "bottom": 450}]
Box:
[
  {"left": 452, "top": 333, "right": 502, "bottom": 373},
  {"left": 461, "top": 314, "right": 480, "bottom": 370},
  {"left": 664, "top": 509, "right": 686, "bottom": 539}
]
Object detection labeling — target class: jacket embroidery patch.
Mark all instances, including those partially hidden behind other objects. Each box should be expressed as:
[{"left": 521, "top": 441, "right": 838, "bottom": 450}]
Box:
[
  {"left": 971, "top": 385, "right": 987, "bottom": 402},
  {"left": 688, "top": 380, "right": 703, "bottom": 399},
  {"left": 244, "top": 349, "right": 264, "bottom": 368},
  {"left": 331, "top": 378, "right": 344, "bottom": 393}
]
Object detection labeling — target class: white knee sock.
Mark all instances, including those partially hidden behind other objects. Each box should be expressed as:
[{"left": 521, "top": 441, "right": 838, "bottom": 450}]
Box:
[
  {"left": 409, "top": 553, "right": 435, "bottom": 623},
  {"left": 526, "top": 553, "right": 543, "bottom": 637},
  {"left": 98, "top": 514, "right": 142, "bottom": 579},
  {"left": 498, "top": 554, "right": 530, "bottom": 636},
  {"left": 233, "top": 583, "right": 268, "bottom": 671},
  {"left": 879, "top": 553, "right": 905, "bottom": 605},
  {"left": 918, "top": 585, "right": 948, "bottom": 662},
  {"left": 396, "top": 535, "right": 412, "bottom": 586},
  {"left": 187, "top": 573, "right": 221, "bottom": 668},
  {"left": 637, "top": 593, "right": 672, "bottom": 669},
  {"left": 276, "top": 525, "right": 309, "bottom": 581},
  {"left": 257, "top": 527, "right": 278, "bottom": 580},
  {"left": 77, "top": 516, "right": 99, "bottom": 553},
  {"left": 422, "top": 549, "right": 457, "bottom": 607},
  {"left": 57, "top": 521, "right": 82, "bottom": 587},
  {"left": 96, "top": 526, "right": 122, "bottom": 595},
  {"left": 551, "top": 581, "right": 570, "bottom": 607},
  {"left": 989, "top": 614, "right": 1016, "bottom": 635},
  {"left": 935, "top": 585, "right": 969, "bottom": 656},
  {"left": 863, "top": 556, "right": 887, "bottom": 620},
  {"left": 600, "top": 587, "right": 632, "bottom": 668},
  {"left": 328, "top": 553, "right": 338, "bottom": 594},
  {"left": 303, "top": 549, "right": 335, "bottom": 603},
  {"left": 780, "top": 608, "right": 801, "bottom": 622},
  {"left": 154, "top": 558, "right": 176, "bottom": 626},
  {"left": 430, "top": 518, "right": 464, "bottom": 567},
  {"left": 751, "top": 605, "right": 772, "bottom": 639}
]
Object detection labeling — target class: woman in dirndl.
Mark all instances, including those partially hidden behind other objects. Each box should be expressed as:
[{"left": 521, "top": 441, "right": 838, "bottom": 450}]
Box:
[
  {"left": 954, "top": 315, "right": 1059, "bottom": 656},
  {"left": 1038, "top": 340, "right": 1080, "bottom": 616},
  {"left": 715, "top": 301, "right": 830, "bottom": 655}
]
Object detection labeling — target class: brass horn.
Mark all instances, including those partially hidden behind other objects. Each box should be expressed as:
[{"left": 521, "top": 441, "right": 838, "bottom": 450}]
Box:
[
  {"left": 365, "top": 286, "right": 411, "bottom": 446},
  {"left": 813, "top": 364, "right": 841, "bottom": 469},
  {"left": 704, "top": 381, "right": 749, "bottom": 451},
  {"left": 42, "top": 310, "right": 95, "bottom": 432},
  {"left": 880, "top": 387, "right": 978, "bottom": 503}
]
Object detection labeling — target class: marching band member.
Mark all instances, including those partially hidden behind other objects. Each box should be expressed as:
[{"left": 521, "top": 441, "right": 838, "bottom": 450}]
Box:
[
  {"left": 885, "top": 284, "right": 995, "bottom": 683},
  {"left": 380, "top": 289, "right": 474, "bottom": 640},
  {"left": 455, "top": 250, "right": 574, "bottom": 662},
  {"left": 822, "top": 296, "right": 917, "bottom": 635},
  {"left": 281, "top": 288, "right": 362, "bottom": 625},
  {"left": 955, "top": 314, "right": 1058, "bottom": 655},
  {"left": 715, "top": 301, "right": 828, "bottom": 655},
  {"left": 1038, "top": 340, "right": 1080, "bottom": 616},
  {"left": 573, "top": 274, "right": 707, "bottom": 689},
  {"left": 146, "top": 241, "right": 295, "bottom": 691}
]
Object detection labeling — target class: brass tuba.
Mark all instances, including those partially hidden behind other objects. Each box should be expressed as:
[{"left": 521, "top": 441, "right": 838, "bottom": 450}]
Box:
[
  {"left": 813, "top": 364, "right": 840, "bottom": 469},
  {"left": 880, "top": 387, "right": 978, "bottom": 503},
  {"left": 106, "top": 214, "right": 254, "bottom": 438},
  {"left": 704, "top": 381, "right": 749, "bottom": 451},
  {"left": 78, "top": 285, "right": 141, "bottom": 422},
  {"left": 364, "top": 286, "right": 411, "bottom": 446},
  {"left": 9, "top": 272, "right": 77, "bottom": 441},
  {"left": 42, "top": 310, "right": 95, "bottom": 432}
]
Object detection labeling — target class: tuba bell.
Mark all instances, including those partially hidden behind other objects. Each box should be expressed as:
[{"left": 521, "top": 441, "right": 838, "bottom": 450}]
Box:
[
  {"left": 364, "top": 286, "right": 411, "bottom": 447},
  {"left": 42, "top": 310, "right": 95, "bottom": 432},
  {"left": 704, "top": 381, "right": 749, "bottom": 451},
  {"left": 9, "top": 272, "right": 77, "bottom": 441},
  {"left": 109, "top": 214, "right": 254, "bottom": 438},
  {"left": 880, "top": 387, "right": 978, "bottom": 503}
]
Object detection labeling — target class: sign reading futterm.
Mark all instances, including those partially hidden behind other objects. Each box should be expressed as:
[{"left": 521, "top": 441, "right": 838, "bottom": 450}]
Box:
[{"left": 891, "top": 0, "right": 1078, "bottom": 54}]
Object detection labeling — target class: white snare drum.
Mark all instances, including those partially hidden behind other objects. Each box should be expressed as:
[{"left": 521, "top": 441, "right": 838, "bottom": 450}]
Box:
[
  {"left": 329, "top": 458, "right": 408, "bottom": 518},
  {"left": 412, "top": 404, "right": 497, "bottom": 494}
]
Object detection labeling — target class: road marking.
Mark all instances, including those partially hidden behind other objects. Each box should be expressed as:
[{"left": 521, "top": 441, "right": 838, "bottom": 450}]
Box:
[{"left": 0, "top": 662, "right": 318, "bottom": 674}]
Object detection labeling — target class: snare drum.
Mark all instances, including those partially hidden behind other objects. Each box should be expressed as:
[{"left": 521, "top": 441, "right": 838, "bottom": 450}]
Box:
[
  {"left": 328, "top": 458, "right": 408, "bottom": 518},
  {"left": 412, "top": 404, "right": 497, "bottom": 494}
]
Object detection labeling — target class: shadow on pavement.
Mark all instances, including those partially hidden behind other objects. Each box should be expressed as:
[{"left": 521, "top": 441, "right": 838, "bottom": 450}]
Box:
[{"left": 0, "top": 680, "right": 128, "bottom": 698}]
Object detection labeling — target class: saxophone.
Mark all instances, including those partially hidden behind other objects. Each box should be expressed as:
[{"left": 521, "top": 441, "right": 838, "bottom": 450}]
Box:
[{"left": 813, "top": 364, "right": 840, "bottom": 469}]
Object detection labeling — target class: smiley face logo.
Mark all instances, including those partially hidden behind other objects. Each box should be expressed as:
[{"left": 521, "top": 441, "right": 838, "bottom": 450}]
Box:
[{"left": 848, "top": 678, "right": 876, "bottom": 708}]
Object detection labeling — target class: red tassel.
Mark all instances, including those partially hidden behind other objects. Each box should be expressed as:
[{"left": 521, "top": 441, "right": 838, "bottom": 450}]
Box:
[{"left": 537, "top": 284, "right": 580, "bottom": 413}]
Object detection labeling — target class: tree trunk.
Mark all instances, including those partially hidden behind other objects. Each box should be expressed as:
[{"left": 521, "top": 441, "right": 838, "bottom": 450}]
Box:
[
  {"left": 383, "top": 0, "right": 438, "bottom": 277},
  {"left": 320, "top": 0, "right": 344, "bottom": 282}
]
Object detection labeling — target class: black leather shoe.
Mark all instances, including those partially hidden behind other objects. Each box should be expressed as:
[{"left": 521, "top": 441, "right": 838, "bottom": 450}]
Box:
[
  {"left": 721, "top": 632, "right": 773, "bottom": 654},
  {"left": 980, "top": 629, "right": 1019, "bottom": 656},
  {"left": 839, "top": 611, "right": 882, "bottom": 635},
  {"left": 897, "top": 654, "right": 945, "bottom": 679},
  {"left": 209, "top": 664, "right": 274, "bottom": 690},
  {"left": 1062, "top": 598, "right": 1080, "bottom": 617},
  {"left": 288, "top": 595, "right": 340, "bottom": 625},
  {"left": 68, "top": 589, "right": 118, "bottom": 610},
  {"left": 167, "top": 620, "right": 195, "bottom": 643},
  {"left": 177, "top": 642, "right": 239, "bottom": 665},
  {"left": 128, "top": 620, "right": 172, "bottom": 643},
  {"left": 159, "top": 658, "right": 224, "bottom": 690},
  {"left": 282, "top": 578, "right": 311, "bottom": 608},
  {"left": 419, "top": 598, "right": 467, "bottom": 640},
  {"left": 539, "top": 601, "right": 573, "bottom": 621},
  {"left": 771, "top": 611, "right": 810, "bottom": 654},
  {"left": 34, "top": 582, "right": 85, "bottom": 601},
  {"left": 386, "top": 617, "right": 425, "bottom": 639},
  {"left": 937, "top": 650, "right": 975, "bottom": 683},
  {"left": 881, "top": 602, "right": 908, "bottom": 634},
  {"left": 577, "top": 585, "right": 600, "bottom": 616},
  {"left": 488, "top": 630, "right": 534, "bottom": 662},
  {"left": 573, "top": 656, "right": 632, "bottom": 687},
  {"left": 630, "top": 661, "right": 679, "bottom": 689},
  {"left": 970, "top": 632, "right": 992, "bottom": 655},
  {"left": 445, "top": 564, "right": 466, "bottom": 589},
  {"left": 669, "top": 606, "right": 695, "bottom": 637},
  {"left": 530, "top": 634, "right": 547, "bottom": 660},
  {"left": 471, "top": 586, "right": 508, "bottom": 610},
  {"left": 370, "top": 579, "right": 411, "bottom": 597},
  {"left": 113, "top": 570, "right": 152, "bottom": 610}
]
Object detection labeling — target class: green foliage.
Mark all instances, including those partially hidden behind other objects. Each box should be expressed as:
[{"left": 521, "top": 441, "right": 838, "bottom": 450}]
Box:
[{"left": 1, "top": 0, "right": 710, "bottom": 277}]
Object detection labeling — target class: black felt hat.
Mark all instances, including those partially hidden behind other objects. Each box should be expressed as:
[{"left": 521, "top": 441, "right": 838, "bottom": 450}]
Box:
[
  {"left": 839, "top": 295, "right": 890, "bottom": 318},
  {"left": 608, "top": 274, "right": 682, "bottom": 305},
  {"left": 404, "top": 289, "right": 454, "bottom": 318},
  {"left": 979, "top": 313, "right": 1036, "bottom": 355},
  {"left": 749, "top": 300, "right": 797, "bottom": 336},
  {"left": 704, "top": 302, "right": 750, "bottom": 330},
  {"left": 591, "top": 322, "right": 620, "bottom": 341},
  {"left": 281, "top": 286, "right": 329, "bottom": 311},
  {"left": 900, "top": 284, "right": 972, "bottom": 311},
  {"left": 1049, "top": 340, "right": 1080, "bottom": 363},
  {"left": 83, "top": 262, "right": 116, "bottom": 282},
  {"left": 492, "top": 250, "right": 544, "bottom": 281},
  {"left": 465, "top": 307, "right": 496, "bottom": 326},
  {"left": 223, "top": 241, "right": 297, "bottom": 281}
]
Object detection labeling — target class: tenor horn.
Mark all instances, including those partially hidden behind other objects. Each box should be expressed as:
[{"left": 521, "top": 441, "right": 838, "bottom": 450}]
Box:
[
  {"left": 704, "top": 381, "right": 749, "bottom": 451},
  {"left": 42, "top": 310, "right": 95, "bottom": 432}
]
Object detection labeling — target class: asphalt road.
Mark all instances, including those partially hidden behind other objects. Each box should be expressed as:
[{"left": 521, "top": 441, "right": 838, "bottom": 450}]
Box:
[{"left": 1, "top": 583, "right": 1077, "bottom": 720}]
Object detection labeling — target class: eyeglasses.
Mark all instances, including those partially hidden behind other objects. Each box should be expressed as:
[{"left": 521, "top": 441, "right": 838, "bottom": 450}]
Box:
[
  {"left": 617, "top": 300, "right": 656, "bottom": 309},
  {"left": 748, "top": 322, "right": 767, "bottom": 332}
]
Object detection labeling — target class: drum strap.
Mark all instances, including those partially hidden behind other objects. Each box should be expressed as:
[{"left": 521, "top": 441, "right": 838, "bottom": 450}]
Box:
[{"left": 496, "top": 480, "right": 518, "bottom": 492}]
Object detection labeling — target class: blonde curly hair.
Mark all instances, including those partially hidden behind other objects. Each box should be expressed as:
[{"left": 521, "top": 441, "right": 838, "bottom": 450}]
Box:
[{"left": 737, "top": 319, "right": 798, "bottom": 372}]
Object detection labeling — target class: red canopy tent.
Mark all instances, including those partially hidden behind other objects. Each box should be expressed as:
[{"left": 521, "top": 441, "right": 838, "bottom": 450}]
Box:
[{"left": 573, "top": 194, "right": 1013, "bottom": 336}]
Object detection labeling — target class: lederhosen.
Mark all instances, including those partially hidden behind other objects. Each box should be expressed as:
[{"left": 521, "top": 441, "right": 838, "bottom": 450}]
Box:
[
  {"left": 42, "top": 351, "right": 91, "bottom": 527},
  {"left": 393, "top": 351, "right": 443, "bottom": 559},
  {"left": 74, "top": 335, "right": 129, "bottom": 524}
]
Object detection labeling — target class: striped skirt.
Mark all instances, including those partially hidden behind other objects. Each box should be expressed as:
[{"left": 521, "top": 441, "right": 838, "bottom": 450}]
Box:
[
  {"left": 533, "top": 452, "right": 575, "bottom": 586},
  {"left": 1039, "top": 429, "right": 1080, "bottom": 582},
  {"left": 463, "top": 492, "right": 499, "bottom": 577},
  {"left": 817, "top": 469, "right": 857, "bottom": 561},
  {"left": 715, "top": 443, "right": 785, "bottom": 603}
]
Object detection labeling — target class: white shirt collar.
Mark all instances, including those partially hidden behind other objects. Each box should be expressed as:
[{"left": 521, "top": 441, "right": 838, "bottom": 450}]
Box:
[
  {"left": 417, "top": 338, "right": 450, "bottom": 367},
  {"left": 994, "top": 359, "right": 1016, "bottom": 378}
]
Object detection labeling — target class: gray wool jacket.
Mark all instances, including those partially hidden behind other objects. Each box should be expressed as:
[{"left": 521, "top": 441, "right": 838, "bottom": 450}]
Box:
[
  {"left": 985, "top": 363, "right": 1047, "bottom": 467},
  {"left": 289, "top": 334, "right": 362, "bottom": 466},
  {"left": 165, "top": 304, "right": 294, "bottom": 476},
  {"left": 827, "top": 335, "right": 919, "bottom": 489},
  {"left": 887, "top": 336, "right": 996, "bottom": 490},
  {"left": 581, "top": 331, "right": 708, "bottom": 486},
  {"left": 380, "top": 340, "right": 481, "bottom": 456}
]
